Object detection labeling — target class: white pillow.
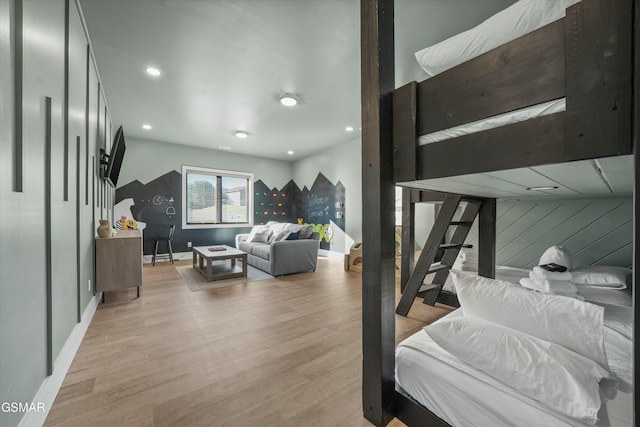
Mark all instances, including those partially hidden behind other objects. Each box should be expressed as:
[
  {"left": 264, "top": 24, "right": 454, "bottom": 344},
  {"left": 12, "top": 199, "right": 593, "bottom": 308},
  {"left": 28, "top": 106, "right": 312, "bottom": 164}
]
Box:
[
  {"left": 450, "top": 270, "right": 609, "bottom": 371},
  {"left": 425, "top": 317, "right": 609, "bottom": 424},
  {"left": 539, "top": 245, "right": 573, "bottom": 270},
  {"left": 248, "top": 229, "right": 271, "bottom": 243},
  {"left": 571, "top": 265, "right": 631, "bottom": 288},
  {"left": 414, "top": 0, "right": 581, "bottom": 77}
]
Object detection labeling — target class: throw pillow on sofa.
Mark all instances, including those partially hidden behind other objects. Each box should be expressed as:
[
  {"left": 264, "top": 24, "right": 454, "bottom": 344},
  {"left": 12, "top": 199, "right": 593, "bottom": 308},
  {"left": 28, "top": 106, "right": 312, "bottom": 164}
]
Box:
[
  {"left": 286, "top": 231, "right": 300, "bottom": 240},
  {"left": 298, "top": 225, "right": 314, "bottom": 239},
  {"left": 249, "top": 228, "right": 271, "bottom": 243},
  {"left": 270, "top": 231, "right": 290, "bottom": 243}
]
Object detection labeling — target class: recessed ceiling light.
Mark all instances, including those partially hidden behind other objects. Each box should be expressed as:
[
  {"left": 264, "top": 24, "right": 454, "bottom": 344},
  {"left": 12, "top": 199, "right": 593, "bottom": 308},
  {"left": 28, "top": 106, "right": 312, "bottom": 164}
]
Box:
[
  {"left": 218, "top": 146, "right": 232, "bottom": 150},
  {"left": 280, "top": 96, "right": 297, "bottom": 107},
  {"left": 142, "top": 124, "right": 152, "bottom": 130},
  {"left": 345, "top": 126, "right": 354, "bottom": 132},
  {"left": 235, "top": 130, "right": 249, "bottom": 139},
  {"left": 145, "top": 66, "right": 161, "bottom": 76},
  {"left": 287, "top": 150, "right": 294, "bottom": 155},
  {"left": 526, "top": 186, "right": 559, "bottom": 191}
]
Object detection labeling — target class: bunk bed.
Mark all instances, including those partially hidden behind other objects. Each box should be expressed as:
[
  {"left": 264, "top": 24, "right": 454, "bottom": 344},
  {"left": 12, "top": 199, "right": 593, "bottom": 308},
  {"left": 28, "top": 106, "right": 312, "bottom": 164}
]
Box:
[{"left": 360, "top": 0, "right": 638, "bottom": 426}]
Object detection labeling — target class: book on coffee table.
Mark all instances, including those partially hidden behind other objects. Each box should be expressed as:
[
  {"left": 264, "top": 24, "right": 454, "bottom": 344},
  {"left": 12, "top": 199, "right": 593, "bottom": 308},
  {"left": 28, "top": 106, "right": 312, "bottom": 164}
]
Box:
[{"left": 208, "top": 246, "right": 227, "bottom": 252}]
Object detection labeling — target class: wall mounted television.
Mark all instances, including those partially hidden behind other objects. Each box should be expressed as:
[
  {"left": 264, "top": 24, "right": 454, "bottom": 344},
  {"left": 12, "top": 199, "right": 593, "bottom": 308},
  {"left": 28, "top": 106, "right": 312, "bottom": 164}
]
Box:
[{"left": 103, "top": 125, "right": 126, "bottom": 187}]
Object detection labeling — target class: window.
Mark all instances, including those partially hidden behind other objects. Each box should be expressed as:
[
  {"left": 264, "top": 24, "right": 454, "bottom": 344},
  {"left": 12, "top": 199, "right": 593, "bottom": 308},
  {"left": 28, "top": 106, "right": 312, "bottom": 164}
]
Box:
[{"left": 182, "top": 166, "right": 253, "bottom": 228}]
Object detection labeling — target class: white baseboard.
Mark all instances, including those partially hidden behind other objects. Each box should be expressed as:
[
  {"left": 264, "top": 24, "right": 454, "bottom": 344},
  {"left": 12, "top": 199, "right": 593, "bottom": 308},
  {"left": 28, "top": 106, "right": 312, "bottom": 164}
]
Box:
[
  {"left": 19, "top": 293, "right": 102, "bottom": 427},
  {"left": 143, "top": 251, "right": 192, "bottom": 264},
  {"left": 318, "top": 249, "right": 345, "bottom": 259}
]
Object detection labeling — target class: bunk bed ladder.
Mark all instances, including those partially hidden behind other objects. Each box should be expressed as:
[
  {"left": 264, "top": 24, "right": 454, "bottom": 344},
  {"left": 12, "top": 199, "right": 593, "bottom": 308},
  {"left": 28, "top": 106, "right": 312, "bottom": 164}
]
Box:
[
  {"left": 396, "top": 196, "right": 483, "bottom": 316},
  {"left": 396, "top": 194, "right": 479, "bottom": 316},
  {"left": 421, "top": 199, "right": 482, "bottom": 307}
]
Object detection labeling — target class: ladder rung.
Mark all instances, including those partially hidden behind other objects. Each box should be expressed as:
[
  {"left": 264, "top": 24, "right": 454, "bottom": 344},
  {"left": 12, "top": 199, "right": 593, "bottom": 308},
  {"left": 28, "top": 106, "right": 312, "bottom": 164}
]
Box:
[
  {"left": 428, "top": 262, "right": 450, "bottom": 273},
  {"left": 418, "top": 283, "right": 441, "bottom": 293},
  {"left": 439, "top": 243, "right": 474, "bottom": 249},
  {"left": 449, "top": 221, "right": 473, "bottom": 226}
]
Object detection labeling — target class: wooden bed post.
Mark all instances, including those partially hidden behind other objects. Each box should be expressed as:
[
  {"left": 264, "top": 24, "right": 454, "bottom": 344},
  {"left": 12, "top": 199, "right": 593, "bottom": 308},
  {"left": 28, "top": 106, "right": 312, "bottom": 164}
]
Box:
[
  {"left": 400, "top": 188, "right": 415, "bottom": 293},
  {"left": 361, "top": 0, "right": 395, "bottom": 425},
  {"left": 477, "top": 198, "right": 496, "bottom": 279},
  {"left": 632, "top": 0, "right": 639, "bottom": 422}
]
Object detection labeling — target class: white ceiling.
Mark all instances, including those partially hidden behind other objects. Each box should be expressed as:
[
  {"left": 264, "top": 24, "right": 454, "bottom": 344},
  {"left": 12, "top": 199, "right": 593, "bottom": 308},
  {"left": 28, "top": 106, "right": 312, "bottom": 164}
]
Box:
[{"left": 79, "top": 0, "right": 514, "bottom": 161}]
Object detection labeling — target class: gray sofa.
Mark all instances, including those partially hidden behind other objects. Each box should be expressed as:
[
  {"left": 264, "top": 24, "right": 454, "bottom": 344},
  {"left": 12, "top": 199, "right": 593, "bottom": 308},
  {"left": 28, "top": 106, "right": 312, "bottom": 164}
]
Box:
[{"left": 235, "top": 223, "right": 320, "bottom": 276}]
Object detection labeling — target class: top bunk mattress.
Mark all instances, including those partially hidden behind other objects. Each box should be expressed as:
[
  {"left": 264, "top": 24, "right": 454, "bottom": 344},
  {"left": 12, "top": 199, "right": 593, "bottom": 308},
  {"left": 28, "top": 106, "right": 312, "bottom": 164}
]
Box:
[
  {"left": 413, "top": 0, "right": 579, "bottom": 144},
  {"left": 414, "top": 0, "right": 581, "bottom": 78}
]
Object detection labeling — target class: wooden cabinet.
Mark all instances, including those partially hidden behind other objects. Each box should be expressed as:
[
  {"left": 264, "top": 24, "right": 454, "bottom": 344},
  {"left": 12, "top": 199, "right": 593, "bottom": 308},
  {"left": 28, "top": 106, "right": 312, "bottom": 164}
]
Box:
[{"left": 95, "top": 230, "right": 142, "bottom": 298}]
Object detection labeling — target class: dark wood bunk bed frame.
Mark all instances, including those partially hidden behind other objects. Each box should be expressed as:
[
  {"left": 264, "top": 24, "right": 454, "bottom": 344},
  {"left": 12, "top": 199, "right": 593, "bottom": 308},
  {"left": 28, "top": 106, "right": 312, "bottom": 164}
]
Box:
[{"left": 360, "top": 0, "right": 639, "bottom": 426}]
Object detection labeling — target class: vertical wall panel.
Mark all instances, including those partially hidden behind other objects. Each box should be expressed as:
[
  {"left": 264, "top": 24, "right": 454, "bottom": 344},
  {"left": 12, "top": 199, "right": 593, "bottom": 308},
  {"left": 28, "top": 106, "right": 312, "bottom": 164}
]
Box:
[
  {"left": 84, "top": 44, "right": 89, "bottom": 206},
  {"left": 13, "top": 0, "right": 23, "bottom": 192},
  {"left": 44, "top": 96, "right": 53, "bottom": 375},
  {"left": 63, "top": 0, "right": 69, "bottom": 201},
  {"left": 68, "top": 3, "right": 89, "bottom": 321}
]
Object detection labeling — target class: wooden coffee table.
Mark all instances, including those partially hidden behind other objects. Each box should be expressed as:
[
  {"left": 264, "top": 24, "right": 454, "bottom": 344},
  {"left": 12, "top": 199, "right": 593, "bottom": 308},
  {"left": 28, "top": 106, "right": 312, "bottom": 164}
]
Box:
[{"left": 192, "top": 245, "right": 247, "bottom": 281}]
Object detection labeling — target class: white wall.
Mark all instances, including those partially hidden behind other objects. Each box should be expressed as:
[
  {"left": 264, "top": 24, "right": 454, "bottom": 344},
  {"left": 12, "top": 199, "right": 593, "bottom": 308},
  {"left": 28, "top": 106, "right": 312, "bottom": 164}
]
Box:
[
  {"left": 119, "top": 136, "right": 294, "bottom": 190},
  {"left": 292, "top": 138, "right": 361, "bottom": 252}
]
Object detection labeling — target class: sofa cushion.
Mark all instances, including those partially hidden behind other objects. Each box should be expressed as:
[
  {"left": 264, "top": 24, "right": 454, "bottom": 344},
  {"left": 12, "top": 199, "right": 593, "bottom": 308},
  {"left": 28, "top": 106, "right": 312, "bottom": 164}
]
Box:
[
  {"left": 251, "top": 243, "right": 271, "bottom": 260},
  {"left": 239, "top": 241, "right": 267, "bottom": 257}
]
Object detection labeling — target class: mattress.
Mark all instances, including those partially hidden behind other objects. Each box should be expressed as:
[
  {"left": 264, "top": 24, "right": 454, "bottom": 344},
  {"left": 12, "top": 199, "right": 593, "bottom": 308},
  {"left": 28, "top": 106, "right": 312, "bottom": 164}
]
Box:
[
  {"left": 396, "top": 310, "right": 633, "bottom": 427},
  {"left": 418, "top": 98, "right": 565, "bottom": 145},
  {"left": 414, "top": 0, "right": 581, "bottom": 78}
]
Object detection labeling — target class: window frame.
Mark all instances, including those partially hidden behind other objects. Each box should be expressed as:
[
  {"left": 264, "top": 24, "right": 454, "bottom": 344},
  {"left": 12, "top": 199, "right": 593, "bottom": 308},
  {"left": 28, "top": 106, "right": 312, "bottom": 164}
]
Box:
[{"left": 182, "top": 165, "right": 254, "bottom": 229}]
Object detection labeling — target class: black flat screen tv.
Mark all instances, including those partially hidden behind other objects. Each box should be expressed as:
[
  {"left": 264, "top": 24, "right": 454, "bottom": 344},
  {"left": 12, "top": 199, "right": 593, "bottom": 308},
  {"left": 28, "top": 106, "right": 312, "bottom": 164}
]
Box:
[{"left": 105, "top": 125, "right": 126, "bottom": 187}]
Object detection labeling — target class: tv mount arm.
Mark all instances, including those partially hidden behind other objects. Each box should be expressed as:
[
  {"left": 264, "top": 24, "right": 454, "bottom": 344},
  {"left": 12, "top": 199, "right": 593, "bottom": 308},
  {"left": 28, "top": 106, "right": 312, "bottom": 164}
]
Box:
[{"left": 99, "top": 148, "right": 110, "bottom": 166}]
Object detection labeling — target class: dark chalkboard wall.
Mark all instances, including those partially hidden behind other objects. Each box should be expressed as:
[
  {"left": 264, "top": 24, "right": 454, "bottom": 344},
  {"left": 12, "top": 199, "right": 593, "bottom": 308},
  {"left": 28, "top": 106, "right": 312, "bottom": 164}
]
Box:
[{"left": 116, "top": 171, "right": 346, "bottom": 254}]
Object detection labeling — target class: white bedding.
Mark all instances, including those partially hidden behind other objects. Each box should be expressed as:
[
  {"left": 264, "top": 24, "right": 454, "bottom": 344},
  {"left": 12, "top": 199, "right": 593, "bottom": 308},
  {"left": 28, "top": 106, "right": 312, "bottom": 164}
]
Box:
[
  {"left": 396, "top": 310, "right": 633, "bottom": 427},
  {"left": 415, "top": 0, "right": 581, "bottom": 78},
  {"left": 418, "top": 98, "right": 565, "bottom": 145},
  {"left": 414, "top": 0, "right": 579, "bottom": 144},
  {"left": 440, "top": 266, "right": 633, "bottom": 307}
]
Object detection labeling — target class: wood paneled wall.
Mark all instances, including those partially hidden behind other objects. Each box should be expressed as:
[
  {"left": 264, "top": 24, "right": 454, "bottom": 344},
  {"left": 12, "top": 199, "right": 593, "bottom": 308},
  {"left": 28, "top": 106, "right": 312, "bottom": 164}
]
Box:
[{"left": 462, "top": 197, "right": 633, "bottom": 269}]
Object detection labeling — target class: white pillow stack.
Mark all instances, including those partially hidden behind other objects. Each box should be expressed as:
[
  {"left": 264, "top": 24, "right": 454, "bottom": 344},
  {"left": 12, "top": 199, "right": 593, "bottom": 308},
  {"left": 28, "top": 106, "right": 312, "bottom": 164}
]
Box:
[{"left": 520, "top": 245, "right": 582, "bottom": 299}]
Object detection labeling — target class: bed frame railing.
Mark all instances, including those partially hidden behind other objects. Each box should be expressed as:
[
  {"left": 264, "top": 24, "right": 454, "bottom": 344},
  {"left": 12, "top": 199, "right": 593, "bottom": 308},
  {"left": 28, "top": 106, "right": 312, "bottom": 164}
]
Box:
[{"left": 393, "top": 0, "right": 633, "bottom": 184}]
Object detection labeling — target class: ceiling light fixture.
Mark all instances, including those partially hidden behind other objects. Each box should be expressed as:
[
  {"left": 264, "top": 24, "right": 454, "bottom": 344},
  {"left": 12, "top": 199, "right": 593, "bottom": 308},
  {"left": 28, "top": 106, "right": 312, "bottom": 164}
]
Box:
[
  {"left": 526, "top": 186, "right": 559, "bottom": 191},
  {"left": 145, "top": 66, "right": 161, "bottom": 76},
  {"left": 142, "top": 124, "right": 152, "bottom": 130},
  {"left": 218, "top": 146, "right": 232, "bottom": 150},
  {"left": 234, "top": 130, "right": 249, "bottom": 139},
  {"left": 345, "top": 126, "right": 354, "bottom": 132},
  {"left": 280, "top": 95, "right": 297, "bottom": 107},
  {"left": 287, "top": 150, "right": 294, "bottom": 155}
]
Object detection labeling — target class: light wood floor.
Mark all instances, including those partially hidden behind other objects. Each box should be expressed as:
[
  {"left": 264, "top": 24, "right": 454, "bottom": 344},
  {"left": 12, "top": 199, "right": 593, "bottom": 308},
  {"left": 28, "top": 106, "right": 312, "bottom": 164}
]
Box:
[{"left": 45, "top": 257, "right": 453, "bottom": 427}]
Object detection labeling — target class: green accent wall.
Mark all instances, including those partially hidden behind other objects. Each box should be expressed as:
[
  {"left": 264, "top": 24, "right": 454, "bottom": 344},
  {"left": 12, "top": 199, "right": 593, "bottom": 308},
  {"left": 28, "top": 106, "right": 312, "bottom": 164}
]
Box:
[{"left": 0, "top": 1, "right": 111, "bottom": 425}]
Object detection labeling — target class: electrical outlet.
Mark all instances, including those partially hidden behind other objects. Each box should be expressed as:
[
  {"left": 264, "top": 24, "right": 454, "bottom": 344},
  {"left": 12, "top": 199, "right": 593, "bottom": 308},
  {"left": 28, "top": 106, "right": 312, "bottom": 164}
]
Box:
[
  {"left": 88, "top": 279, "right": 91, "bottom": 292},
  {"left": 187, "top": 241, "right": 192, "bottom": 248}
]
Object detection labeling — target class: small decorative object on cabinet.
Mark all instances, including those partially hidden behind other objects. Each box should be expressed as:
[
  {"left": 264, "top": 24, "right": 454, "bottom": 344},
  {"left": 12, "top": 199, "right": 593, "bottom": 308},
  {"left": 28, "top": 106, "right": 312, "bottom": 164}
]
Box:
[
  {"left": 97, "top": 219, "right": 112, "bottom": 238},
  {"left": 95, "top": 229, "right": 143, "bottom": 302}
]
